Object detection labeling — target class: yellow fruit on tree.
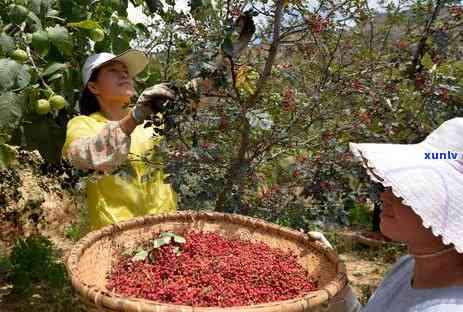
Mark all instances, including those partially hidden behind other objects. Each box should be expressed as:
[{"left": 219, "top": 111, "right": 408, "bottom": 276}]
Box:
[
  {"left": 11, "top": 49, "right": 28, "bottom": 63},
  {"left": 49, "top": 95, "right": 66, "bottom": 110},
  {"left": 90, "top": 29, "right": 105, "bottom": 42},
  {"left": 36, "top": 99, "right": 51, "bottom": 115}
]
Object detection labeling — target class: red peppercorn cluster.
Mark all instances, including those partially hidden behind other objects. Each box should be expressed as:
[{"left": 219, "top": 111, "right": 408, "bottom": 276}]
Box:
[
  {"left": 106, "top": 230, "right": 317, "bottom": 307},
  {"left": 282, "top": 88, "right": 295, "bottom": 112}
]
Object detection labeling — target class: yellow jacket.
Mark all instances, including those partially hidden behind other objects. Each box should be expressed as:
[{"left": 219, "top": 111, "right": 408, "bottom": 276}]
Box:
[{"left": 62, "top": 112, "right": 177, "bottom": 230}]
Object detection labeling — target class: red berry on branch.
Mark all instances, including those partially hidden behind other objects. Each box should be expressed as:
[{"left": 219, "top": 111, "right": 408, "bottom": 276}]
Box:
[{"left": 282, "top": 88, "right": 296, "bottom": 112}]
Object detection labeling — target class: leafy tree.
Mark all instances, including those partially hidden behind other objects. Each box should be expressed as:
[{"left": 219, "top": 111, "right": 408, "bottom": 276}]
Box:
[{"left": 1, "top": 0, "right": 462, "bottom": 231}]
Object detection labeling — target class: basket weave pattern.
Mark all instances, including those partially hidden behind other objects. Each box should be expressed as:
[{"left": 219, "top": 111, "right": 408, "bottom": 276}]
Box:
[{"left": 66, "top": 211, "right": 348, "bottom": 311}]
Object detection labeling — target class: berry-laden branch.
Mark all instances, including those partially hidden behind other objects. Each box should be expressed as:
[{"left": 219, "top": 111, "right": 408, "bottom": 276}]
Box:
[
  {"left": 145, "top": 80, "right": 200, "bottom": 141},
  {"left": 215, "top": 0, "right": 285, "bottom": 212},
  {"left": 408, "top": 0, "right": 444, "bottom": 79}
]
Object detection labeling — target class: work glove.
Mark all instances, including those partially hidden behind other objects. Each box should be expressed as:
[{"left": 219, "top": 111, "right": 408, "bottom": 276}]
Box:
[
  {"left": 131, "top": 83, "right": 175, "bottom": 125},
  {"left": 307, "top": 231, "right": 362, "bottom": 312},
  {"left": 308, "top": 231, "right": 334, "bottom": 249}
]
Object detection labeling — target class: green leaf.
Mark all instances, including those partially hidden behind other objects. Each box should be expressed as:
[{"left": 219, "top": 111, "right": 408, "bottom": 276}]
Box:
[
  {"left": 152, "top": 236, "right": 171, "bottom": 248},
  {"left": 111, "top": 36, "right": 130, "bottom": 55},
  {"left": 67, "top": 20, "right": 101, "bottom": 30},
  {"left": 173, "top": 235, "right": 186, "bottom": 244},
  {"left": 0, "top": 144, "right": 17, "bottom": 169},
  {"left": 28, "top": 0, "right": 54, "bottom": 16},
  {"left": 190, "top": 0, "right": 203, "bottom": 12},
  {"left": 16, "top": 65, "right": 31, "bottom": 90},
  {"left": 145, "top": 0, "right": 164, "bottom": 14},
  {"left": 7, "top": 4, "right": 29, "bottom": 24},
  {"left": 132, "top": 249, "right": 148, "bottom": 261},
  {"left": 421, "top": 53, "right": 433, "bottom": 70},
  {"left": 425, "top": 37, "right": 433, "bottom": 47},
  {"left": 42, "top": 63, "right": 67, "bottom": 77},
  {"left": 31, "top": 30, "right": 50, "bottom": 57},
  {"left": 57, "top": 0, "right": 82, "bottom": 21},
  {"left": 135, "top": 23, "right": 149, "bottom": 36},
  {"left": 0, "top": 33, "right": 15, "bottom": 55},
  {"left": 26, "top": 11, "right": 42, "bottom": 31},
  {"left": 46, "top": 25, "right": 72, "bottom": 56},
  {"left": 48, "top": 73, "right": 63, "bottom": 82},
  {"left": 0, "top": 92, "right": 24, "bottom": 130},
  {"left": 159, "top": 231, "right": 176, "bottom": 238},
  {"left": 94, "top": 36, "right": 112, "bottom": 53},
  {"left": 0, "top": 59, "right": 31, "bottom": 91},
  {"left": 22, "top": 116, "right": 66, "bottom": 163}
]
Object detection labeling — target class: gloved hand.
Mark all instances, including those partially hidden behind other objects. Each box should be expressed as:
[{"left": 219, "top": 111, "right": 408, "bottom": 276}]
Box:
[
  {"left": 307, "top": 231, "right": 362, "bottom": 312},
  {"left": 131, "top": 83, "right": 175, "bottom": 125},
  {"left": 308, "top": 231, "right": 334, "bottom": 249}
]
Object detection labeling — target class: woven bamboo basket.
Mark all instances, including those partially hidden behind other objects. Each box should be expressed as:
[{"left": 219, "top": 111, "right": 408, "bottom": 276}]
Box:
[{"left": 66, "top": 211, "right": 348, "bottom": 312}]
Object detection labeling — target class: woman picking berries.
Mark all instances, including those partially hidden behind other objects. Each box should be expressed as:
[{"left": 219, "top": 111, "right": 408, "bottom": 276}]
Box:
[
  {"left": 62, "top": 49, "right": 177, "bottom": 230},
  {"left": 349, "top": 118, "right": 463, "bottom": 311}
]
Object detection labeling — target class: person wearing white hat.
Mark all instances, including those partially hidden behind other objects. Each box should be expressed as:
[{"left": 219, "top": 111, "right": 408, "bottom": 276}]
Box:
[
  {"left": 62, "top": 49, "right": 178, "bottom": 230},
  {"left": 349, "top": 117, "right": 463, "bottom": 311}
]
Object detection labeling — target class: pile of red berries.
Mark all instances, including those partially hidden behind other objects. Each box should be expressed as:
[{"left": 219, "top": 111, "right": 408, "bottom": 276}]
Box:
[{"left": 106, "top": 230, "right": 317, "bottom": 307}]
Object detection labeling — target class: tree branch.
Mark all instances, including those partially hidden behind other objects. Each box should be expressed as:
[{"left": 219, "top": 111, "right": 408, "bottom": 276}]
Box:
[
  {"left": 408, "top": 0, "right": 444, "bottom": 79},
  {"left": 215, "top": 0, "right": 285, "bottom": 211}
]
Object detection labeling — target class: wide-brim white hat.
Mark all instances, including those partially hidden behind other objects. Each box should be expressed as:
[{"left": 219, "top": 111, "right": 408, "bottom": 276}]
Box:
[
  {"left": 82, "top": 49, "right": 149, "bottom": 86},
  {"left": 349, "top": 118, "right": 463, "bottom": 253}
]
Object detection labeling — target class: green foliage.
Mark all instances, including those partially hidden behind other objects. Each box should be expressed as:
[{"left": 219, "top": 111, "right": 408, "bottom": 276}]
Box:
[
  {"left": 0, "top": 0, "right": 144, "bottom": 166},
  {"left": 0, "top": 252, "right": 12, "bottom": 275},
  {"left": 22, "top": 115, "right": 66, "bottom": 162},
  {"left": 348, "top": 202, "right": 372, "bottom": 227},
  {"left": 8, "top": 235, "right": 69, "bottom": 296},
  {"left": 0, "top": 144, "right": 17, "bottom": 169},
  {"left": 0, "top": 59, "right": 31, "bottom": 91},
  {"left": 1, "top": 0, "right": 462, "bottom": 234},
  {"left": 129, "top": 231, "right": 186, "bottom": 262},
  {"left": 65, "top": 224, "right": 81, "bottom": 242},
  {"left": 0, "top": 92, "right": 24, "bottom": 131},
  {"left": 135, "top": 0, "right": 463, "bottom": 231},
  {"left": 0, "top": 33, "right": 15, "bottom": 55}
]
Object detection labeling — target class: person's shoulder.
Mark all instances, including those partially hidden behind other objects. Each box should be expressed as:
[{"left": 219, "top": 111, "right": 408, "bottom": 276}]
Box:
[
  {"left": 67, "top": 114, "right": 93, "bottom": 124},
  {"left": 383, "top": 255, "right": 414, "bottom": 280},
  {"left": 67, "top": 113, "right": 106, "bottom": 128},
  {"left": 392, "top": 255, "right": 414, "bottom": 269},
  {"left": 417, "top": 299, "right": 463, "bottom": 312}
]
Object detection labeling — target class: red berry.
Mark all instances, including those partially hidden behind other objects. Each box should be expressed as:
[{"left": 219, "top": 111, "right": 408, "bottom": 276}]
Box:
[{"left": 106, "top": 230, "right": 317, "bottom": 307}]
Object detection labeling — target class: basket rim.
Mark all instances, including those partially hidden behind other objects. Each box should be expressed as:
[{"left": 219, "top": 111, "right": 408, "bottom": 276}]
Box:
[{"left": 66, "top": 211, "right": 348, "bottom": 312}]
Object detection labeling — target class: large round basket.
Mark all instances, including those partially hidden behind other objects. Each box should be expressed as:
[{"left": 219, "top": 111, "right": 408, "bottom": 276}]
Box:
[{"left": 66, "top": 211, "right": 348, "bottom": 312}]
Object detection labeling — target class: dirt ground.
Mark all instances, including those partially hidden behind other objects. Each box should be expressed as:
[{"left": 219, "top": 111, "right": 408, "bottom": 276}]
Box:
[{"left": 0, "top": 152, "right": 405, "bottom": 311}]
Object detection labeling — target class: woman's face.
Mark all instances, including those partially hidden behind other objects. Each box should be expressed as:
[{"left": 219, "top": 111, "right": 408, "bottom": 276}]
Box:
[
  {"left": 88, "top": 61, "right": 134, "bottom": 103},
  {"left": 379, "top": 188, "right": 441, "bottom": 247}
]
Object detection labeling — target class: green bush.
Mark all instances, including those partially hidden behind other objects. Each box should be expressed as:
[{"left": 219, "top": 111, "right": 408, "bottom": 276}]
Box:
[{"left": 8, "top": 235, "right": 68, "bottom": 296}]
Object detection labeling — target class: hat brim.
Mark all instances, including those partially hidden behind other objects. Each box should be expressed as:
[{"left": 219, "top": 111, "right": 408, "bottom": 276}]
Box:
[
  {"left": 350, "top": 141, "right": 463, "bottom": 252},
  {"left": 99, "top": 49, "right": 149, "bottom": 79}
]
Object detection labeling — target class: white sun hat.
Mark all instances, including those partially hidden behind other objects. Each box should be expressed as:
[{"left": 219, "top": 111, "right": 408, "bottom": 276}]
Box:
[
  {"left": 349, "top": 117, "right": 463, "bottom": 253},
  {"left": 82, "top": 49, "right": 149, "bottom": 86}
]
